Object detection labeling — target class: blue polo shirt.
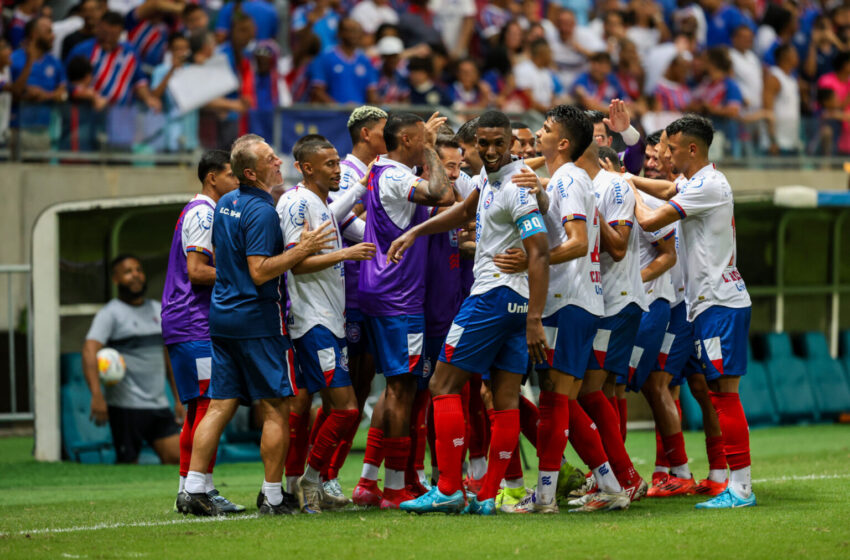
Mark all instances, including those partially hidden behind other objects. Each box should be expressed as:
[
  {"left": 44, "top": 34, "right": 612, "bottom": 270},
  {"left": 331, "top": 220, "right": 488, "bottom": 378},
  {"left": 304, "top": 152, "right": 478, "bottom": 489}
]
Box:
[
  {"left": 10, "top": 48, "right": 66, "bottom": 128},
  {"left": 308, "top": 47, "right": 377, "bottom": 104},
  {"left": 210, "top": 184, "right": 286, "bottom": 339},
  {"left": 216, "top": 0, "right": 279, "bottom": 40}
]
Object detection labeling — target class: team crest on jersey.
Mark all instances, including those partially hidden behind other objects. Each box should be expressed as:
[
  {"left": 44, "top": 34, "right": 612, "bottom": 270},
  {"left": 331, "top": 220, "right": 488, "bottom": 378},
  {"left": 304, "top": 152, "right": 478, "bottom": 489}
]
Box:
[
  {"left": 483, "top": 190, "right": 494, "bottom": 209},
  {"left": 289, "top": 199, "right": 307, "bottom": 226}
]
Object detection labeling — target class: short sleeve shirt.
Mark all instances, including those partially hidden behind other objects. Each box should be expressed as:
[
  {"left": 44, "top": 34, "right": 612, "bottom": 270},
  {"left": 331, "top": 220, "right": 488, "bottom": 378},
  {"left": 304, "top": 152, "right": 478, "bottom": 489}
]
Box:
[{"left": 636, "top": 192, "right": 676, "bottom": 304}]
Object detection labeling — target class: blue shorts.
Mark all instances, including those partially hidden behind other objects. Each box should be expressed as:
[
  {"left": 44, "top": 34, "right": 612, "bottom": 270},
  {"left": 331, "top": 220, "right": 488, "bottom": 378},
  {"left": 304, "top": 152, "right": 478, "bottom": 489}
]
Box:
[
  {"left": 167, "top": 340, "right": 212, "bottom": 404},
  {"left": 365, "top": 314, "right": 425, "bottom": 377},
  {"left": 421, "top": 335, "right": 445, "bottom": 391},
  {"left": 626, "top": 299, "right": 671, "bottom": 392},
  {"left": 658, "top": 301, "right": 694, "bottom": 386},
  {"left": 345, "top": 308, "right": 370, "bottom": 357},
  {"left": 209, "top": 335, "right": 296, "bottom": 403},
  {"left": 536, "top": 305, "right": 600, "bottom": 379},
  {"left": 293, "top": 325, "right": 352, "bottom": 394},
  {"left": 588, "top": 302, "right": 644, "bottom": 381},
  {"left": 439, "top": 286, "right": 528, "bottom": 377},
  {"left": 692, "top": 305, "right": 751, "bottom": 381}
]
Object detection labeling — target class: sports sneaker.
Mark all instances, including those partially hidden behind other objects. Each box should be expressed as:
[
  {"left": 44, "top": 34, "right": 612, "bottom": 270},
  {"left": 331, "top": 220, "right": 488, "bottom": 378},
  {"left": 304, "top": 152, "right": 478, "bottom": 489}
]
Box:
[
  {"left": 556, "top": 462, "right": 586, "bottom": 503},
  {"left": 400, "top": 486, "right": 465, "bottom": 514},
  {"left": 462, "top": 497, "right": 497, "bottom": 515},
  {"left": 695, "top": 487, "right": 756, "bottom": 509},
  {"left": 322, "top": 479, "right": 351, "bottom": 510},
  {"left": 568, "top": 489, "right": 631, "bottom": 513},
  {"left": 406, "top": 479, "right": 429, "bottom": 498},
  {"left": 648, "top": 476, "right": 696, "bottom": 498},
  {"left": 296, "top": 475, "right": 324, "bottom": 514},
  {"left": 496, "top": 486, "right": 531, "bottom": 513},
  {"left": 623, "top": 477, "right": 649, "bottom": 502},
  {"left": 258, "top": 494, "right": 297, "bottom": 515},
  {"left": 694, "top": 478, "right": 728, "bottom": 496},
  {"left": 512, "top": 491, "right": 559, "bottom": 514},
  {"left": 463, "top": 476, "right": 484, "bottom": 495},
  {"left": 651, "top": 471, "right": 669, "bottom": 486},
  {"left": 352, "top": 479, "right": 383, "bottom": 507},
  {"left": 256, "top": 490, "right": 299, "bottom": 511},
  {"left": 177, "top": 491, "right": 219, "bottom": 516},
  {"left": 206, "top": 489, "right": 245, "bottom": 513},
  {"left": 568, "top": 472, "right": 596, "bottom": 500},
  {"left": 380, "top": 488, "right": 414, "bottom": 509}
]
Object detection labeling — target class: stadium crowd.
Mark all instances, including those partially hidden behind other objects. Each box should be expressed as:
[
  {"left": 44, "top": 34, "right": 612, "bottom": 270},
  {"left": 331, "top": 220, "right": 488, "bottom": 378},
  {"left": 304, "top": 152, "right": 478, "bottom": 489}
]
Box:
[{"left": 2, "top": 0, "right": 850, "bottom": 155}]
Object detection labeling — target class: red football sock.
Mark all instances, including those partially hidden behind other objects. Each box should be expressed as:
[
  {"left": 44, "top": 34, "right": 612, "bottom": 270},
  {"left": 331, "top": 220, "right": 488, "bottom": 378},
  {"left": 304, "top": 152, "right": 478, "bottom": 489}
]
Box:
[
  {"left": 434, "top": 394, "right": 466, "bottom": 495},
  {"left": 326, "top": 412, "right": 361, "bottom": 480},
  {"left": 618, "top": 398, "right": 628, "bottom": 442},
  {"left": 568, "top": 399, "right": 608, "bottom": 470},
  {"left": 608, "top": 395, "right": 620, "bottom": 429},
  {"left": 178, "top": 400, "right": 196, "bottom": 477},
  {"left": 705, "top": 435, "right": 726, "bottom": 471},
  {"left": 580, "top": 391, "right": 638, "bottom": 485},
  {"left": 427, "top": 402, "right": 437, "bottom": 470},
  {"left": 307, "top": 409, "right": 359, "bottom": 472},
  {"left": 285, "top": 411, "right": 310, "bottom": 478},
  {"left": 504, "top": 442, "right": 523, "bottom": 480},
  {"left": 410, "top": 391, "right": 430, "bottom": 472},
  {"left": 655, "top": 427, "right": 670, "bottom": 468},
  {"left": 519, "top": 395, "right": 539, "bottom": 448},
  {"left": 662, "top": 432, "right": 688, "bottom": 468},
  {"left": 675, "top": 398, "right": 683, "bottom": 420},
  {"left": 308, "top": 407, "right": 327, "bottom": 447},
  {"left": 710, "top": 392, "right": 751, "bottom": 470},
  {"left": 467, "top": 374, "right": 489, "bottom": 460},
  {"left": 478, "top": 409, "right": 520, "bottom": 500},
  {"left": 460, "top": 383, "right": 471, "bottom": 480},
  {"left": 537, "top": 391, "right": 570, "bottom": 471},
  {"left": 363, "top": 427, "right": 384, "bottom": 468},
  {"left": 383, "top": 436, "right": 411, "bottom": 472}
]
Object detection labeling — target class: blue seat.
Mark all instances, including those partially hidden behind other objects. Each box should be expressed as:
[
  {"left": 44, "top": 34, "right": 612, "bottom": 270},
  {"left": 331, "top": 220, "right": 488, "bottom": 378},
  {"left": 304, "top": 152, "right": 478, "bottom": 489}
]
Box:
[
  {"left": 762, "top": 333, "right": 819, "bottom": 422},
  {"left": 840, "top": 331, "right": 850, "bottom": 387},
  {"left": 61, "top": 381, "right": 115, "bottom": 463},
  {"left": 738, "top": 347, "right": 779, "bottom": 426},
  {"left": 799, "top": 332, "right": 850, "bottom": 418}
]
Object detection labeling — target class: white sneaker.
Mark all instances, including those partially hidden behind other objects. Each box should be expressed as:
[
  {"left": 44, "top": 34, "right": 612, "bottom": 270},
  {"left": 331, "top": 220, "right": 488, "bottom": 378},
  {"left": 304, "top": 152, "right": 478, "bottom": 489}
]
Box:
[
  {"left": 296, "top": 475, "right": 324, "bottom": 513},
  {"left": 512, "top": 492, "right": 559, "bottom": 514},
  {"left": 568, "top": 489, "right": 630, "bottom": 513}
]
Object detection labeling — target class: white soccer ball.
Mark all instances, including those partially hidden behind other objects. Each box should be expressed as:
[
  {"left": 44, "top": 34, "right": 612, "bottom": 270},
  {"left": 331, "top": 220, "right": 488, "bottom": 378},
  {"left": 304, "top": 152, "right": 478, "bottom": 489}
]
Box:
[{"left": 97, "top": 347, "right": 126, "bottom": 386}]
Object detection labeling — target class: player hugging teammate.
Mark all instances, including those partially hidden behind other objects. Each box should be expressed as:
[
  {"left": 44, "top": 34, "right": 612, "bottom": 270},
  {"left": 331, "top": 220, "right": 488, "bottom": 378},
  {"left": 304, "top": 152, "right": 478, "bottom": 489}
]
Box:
[{"left": 166, "top": 103, "right": 755, "bottom": 517}]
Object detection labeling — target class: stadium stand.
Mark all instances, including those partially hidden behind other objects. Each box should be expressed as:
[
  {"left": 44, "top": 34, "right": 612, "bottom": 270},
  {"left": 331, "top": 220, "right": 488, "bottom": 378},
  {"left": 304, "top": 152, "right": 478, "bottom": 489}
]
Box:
[
  {"left": 799, "top": 332, "right": 850, "bottom": 418},
  {"left": 739, "top": 346, "right": 779, "bottom": 427},
  {"left": 762, "top": 333, "right": 820, "bottom": 423}
]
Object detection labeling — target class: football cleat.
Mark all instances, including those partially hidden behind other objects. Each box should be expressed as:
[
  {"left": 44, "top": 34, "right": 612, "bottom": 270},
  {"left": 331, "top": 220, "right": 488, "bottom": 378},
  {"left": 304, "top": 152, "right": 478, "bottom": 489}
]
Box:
[
  {"left": 512, "top": 491, "right": 559, "bottom": 514},
  {"left": 322, "top": 479, "right": 351, "bottom": 510},
  {"left": 400, "top": 486, "right": 465, "bottom": 514},
  {"left": 177, "top": 491, "right": 220, "bottom": 517},
  {"left": 296, "top": 475, "right": 324, "bottom": 514},
  {"left": 568, "top": 489, "right": 631, "bottom": 513},
  {"left": 380, "top": 488, "right": 414, "bottom": 509},
  {"left": 256, "top": 490, "right": 299, "bottom": 512},
  {"left": 258, "top": 494, "right": 297, "bottom": 515},
  {"left": 462, "top": 497, "right": 497, "bottom": 516},
  {"left": 651, "top": 471, "right": 669, "bottom": 486},
  {"left": 694, "top": 478, "right": 728, "bottom": 496},
  {"left": 207, "top": 489, "right": 246, "bottom": 513},
  {"left": 648, "top": 476, "right": 696, "bottom": 498},
  {"left": 352, "top": 479, "right": 383, "bottom": 507},
  {"left": 695, "top": 487, "right": 756, "bottom": 509},
  {"left": 463, "top": 476, "right": 484, "bottom": 495},
  {"left": 495, "top": 486, "right": 532, "bottom": 513},
  {"left": 568, "top": 472, "right": 596, "bottom": 500},
  {"left": 623, "top": 477, "right": 649, "bottom": 502}
]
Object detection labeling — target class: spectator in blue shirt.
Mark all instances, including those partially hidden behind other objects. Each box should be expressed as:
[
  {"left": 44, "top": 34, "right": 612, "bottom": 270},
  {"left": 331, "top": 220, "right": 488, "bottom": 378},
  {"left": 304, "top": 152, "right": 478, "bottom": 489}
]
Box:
[
  {"left": 406, "top": 56, "right": 453, "bottom": 107},
  {"left": 309, "top": 18, "right": 379, "bottom": 104},
  {"left": 702, "top": 0, "right": 756, "bottom": 47},
  {"left": 215, "top": 0, "right": 279, "bottom": 43},
  {"left": 11, "top": 16, "right": 66, "bottom": 132},
  {"left": 292, "top": 0, "right": 341, "bottom": 51},
  {"left": 572, "top": 51, "right": 629, "bottom": 112}
]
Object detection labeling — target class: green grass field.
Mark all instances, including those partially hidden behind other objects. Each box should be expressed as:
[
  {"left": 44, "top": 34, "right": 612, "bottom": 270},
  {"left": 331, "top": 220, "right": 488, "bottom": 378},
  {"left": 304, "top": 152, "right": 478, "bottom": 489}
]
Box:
[{"left": 1, "top": 425, "right": 849, "bottom": 559}]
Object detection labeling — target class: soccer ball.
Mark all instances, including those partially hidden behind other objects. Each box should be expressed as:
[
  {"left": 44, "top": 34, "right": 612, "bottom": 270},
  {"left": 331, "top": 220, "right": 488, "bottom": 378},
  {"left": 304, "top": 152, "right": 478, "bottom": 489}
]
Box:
[{"left": 97, "top": 347, "right": 126, "bottom": 386}]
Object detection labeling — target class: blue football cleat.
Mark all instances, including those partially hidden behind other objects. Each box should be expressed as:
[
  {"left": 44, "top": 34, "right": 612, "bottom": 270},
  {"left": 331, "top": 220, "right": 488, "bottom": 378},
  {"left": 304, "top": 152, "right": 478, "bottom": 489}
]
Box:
[
  {"left": 400, "top": 486, "right": 465, "bottom": 514},
  {"left": 695, "top": 487, "right": 756, "bottom": 509},
  {"left": 461, "top": 497, "right": 497, "bottom": 516}
]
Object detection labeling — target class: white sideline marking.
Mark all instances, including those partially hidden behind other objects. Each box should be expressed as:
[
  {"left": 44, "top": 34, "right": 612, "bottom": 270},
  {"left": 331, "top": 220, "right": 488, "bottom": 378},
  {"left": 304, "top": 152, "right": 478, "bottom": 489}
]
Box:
[{"left": 8, "top": 473, "right": 850, "bottom": 537}]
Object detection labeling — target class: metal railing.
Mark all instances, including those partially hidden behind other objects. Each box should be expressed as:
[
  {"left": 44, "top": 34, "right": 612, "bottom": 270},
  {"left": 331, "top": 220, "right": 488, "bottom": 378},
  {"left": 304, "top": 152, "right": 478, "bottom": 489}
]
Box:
[{"left": 0, "top": 264, "right": 32, "bottom": 422}]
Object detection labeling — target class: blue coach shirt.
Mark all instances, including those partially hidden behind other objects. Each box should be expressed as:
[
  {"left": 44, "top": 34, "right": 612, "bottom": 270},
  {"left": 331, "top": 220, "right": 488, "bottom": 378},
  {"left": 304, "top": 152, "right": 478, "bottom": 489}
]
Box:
[
  {"left": 308, "top": 47, "right": 377, "bottom": 104},
  {"left": 210, "top": 184, "right": 286, "bottom": 339}
]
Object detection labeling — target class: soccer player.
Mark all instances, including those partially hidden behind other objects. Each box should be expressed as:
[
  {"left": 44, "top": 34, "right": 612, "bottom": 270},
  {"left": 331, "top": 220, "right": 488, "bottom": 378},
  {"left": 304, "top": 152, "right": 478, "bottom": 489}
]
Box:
[
  {"left": 586, "top": 99, "right": 644, "bottom": 175},
  {"left": 353, "top": 112, "right": 455, "bottom": 509},
  {"left": 392, "top": 110, "right": 550, "bottom": 516},
  {"left": 631, "top": 115, "right": 755, "bottom": 509},
  {"left": 574, "top": 132, "right": 648, "bottom": 502},
  {"left": 511, "top": 121, "right": 537, "bottom": 159},
  {"left": 178, "top": 135, "right": 336, "bottom": 516},
  {"left": 277, "top": 137, "right": 376, "bottom": 513},
  {"left": 162, "top": 150, "right": 242, "bottom": 513}
]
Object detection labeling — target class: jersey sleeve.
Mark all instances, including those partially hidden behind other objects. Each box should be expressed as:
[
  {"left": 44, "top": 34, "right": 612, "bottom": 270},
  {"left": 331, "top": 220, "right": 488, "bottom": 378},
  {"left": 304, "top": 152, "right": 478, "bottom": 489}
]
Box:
[
  {"left": 245, "top": 204, "right": 282, "bottom": 256},
  {"left": 85, "top": 305, "right": 115, "bottom": 344},
  {"left": 340, "top": 213, "right": 365, "bottom": 243},
  {"left": 381, "top": 167, "right": 424, "bottom": 203},
  {"left": 603, "top": 178, "right": 635, "bottom": 227},
  {"left": 668, "top": 178, "right": 719, "bottom": 219},
  {"left": 506, "top": 182, "right": 545, "bottom": 239},
  {"left": 182, "top": 204, "right": 215, "bottom": 258},
  {"left": 642, "top": 222, "right": 675, "bottom": 245},
  {"left": 279, "top": 196, "right": 307, "bottom": 250},
  {"left": 558, "top": 178, "right": 589, "bottom": 224}
]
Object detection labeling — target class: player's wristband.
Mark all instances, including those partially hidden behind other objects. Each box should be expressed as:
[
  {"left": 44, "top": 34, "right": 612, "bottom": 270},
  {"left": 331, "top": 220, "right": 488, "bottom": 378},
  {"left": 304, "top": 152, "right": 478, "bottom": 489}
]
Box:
[{"left": 621, "top": 126, "right": 640, "bottom": 147}]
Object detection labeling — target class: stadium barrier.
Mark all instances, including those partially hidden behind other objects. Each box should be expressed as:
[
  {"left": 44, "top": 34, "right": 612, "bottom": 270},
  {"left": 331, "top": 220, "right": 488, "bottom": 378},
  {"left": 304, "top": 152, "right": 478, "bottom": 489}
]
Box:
[{"left": 0, "top": 264, "right": 32, "bottom": 423}]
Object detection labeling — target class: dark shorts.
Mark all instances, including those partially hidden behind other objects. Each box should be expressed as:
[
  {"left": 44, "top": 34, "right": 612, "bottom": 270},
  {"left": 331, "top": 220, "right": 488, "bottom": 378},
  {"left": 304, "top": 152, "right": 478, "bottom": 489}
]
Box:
[
  {"left": 588, "top": 302, "right": 644, "bottom": 381},
  {"left": 293, "top": 325, "right": 352, "bottom": 394},
  {"left": 107, "top": 406, "right": 180, "bottom": 464},
  {"left": 209, "top": 335, "right": 297, "bottom": 403},
  {"left": 345, "top": 308, "right": 371, "bottom": 357}
]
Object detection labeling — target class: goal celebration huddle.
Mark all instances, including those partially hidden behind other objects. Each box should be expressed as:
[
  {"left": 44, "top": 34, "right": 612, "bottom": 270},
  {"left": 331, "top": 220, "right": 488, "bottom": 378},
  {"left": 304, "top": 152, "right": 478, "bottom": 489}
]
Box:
[{"left": 161, "top": 101, "right": 754, "bottom": 517}]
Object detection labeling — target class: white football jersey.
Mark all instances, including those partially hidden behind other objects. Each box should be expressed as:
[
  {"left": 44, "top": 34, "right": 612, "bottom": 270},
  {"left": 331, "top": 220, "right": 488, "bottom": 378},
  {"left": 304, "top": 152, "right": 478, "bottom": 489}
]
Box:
[
  {"left": 456, "top": 170, "right": 480, "bottom": 199},
  {"left": 637, "top": 192, "right": 675, "bottom": 304},
  {"left": 329, "top": 153, "right": 368, "bottom": 243},
  {"left": 668, "top": 163, "right": 751, "bottom": 321},
  {"left": 181, "top": 194, "right": 215, "bottom": 256},
  {"left": 541, "top": 162, "right": 603, "bottom": 317},
  {"left": 276, "top": 186, "right": 345, "bottom": 339},
  {"left": 593, "top": 169, "right": 647, "bottom": 316},
  {"left": 472, "top": 159, "right": 542, "bottom": 298},
  {"left": 667, "top": 175, "right": 687, "bottom": 306}
]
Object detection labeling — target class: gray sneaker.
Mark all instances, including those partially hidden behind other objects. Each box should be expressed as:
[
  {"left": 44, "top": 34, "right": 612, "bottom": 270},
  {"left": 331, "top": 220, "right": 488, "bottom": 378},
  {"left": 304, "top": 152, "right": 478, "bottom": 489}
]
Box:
[
  {"left": 322, "top": 479, "right": 351, "bottom": 510},
  {"left": 207, "top": 489, "right": 246, "bottom": 514},
  {"left": 296, "top": 475, "right": 324, "bottom": 514}
]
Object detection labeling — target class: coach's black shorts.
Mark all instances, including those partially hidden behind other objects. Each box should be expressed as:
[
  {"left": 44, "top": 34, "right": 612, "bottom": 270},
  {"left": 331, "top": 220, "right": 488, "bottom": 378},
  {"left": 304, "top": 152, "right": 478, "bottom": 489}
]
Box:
[{"left": 107, "top": 406, "right": 180, "bottom": 463}]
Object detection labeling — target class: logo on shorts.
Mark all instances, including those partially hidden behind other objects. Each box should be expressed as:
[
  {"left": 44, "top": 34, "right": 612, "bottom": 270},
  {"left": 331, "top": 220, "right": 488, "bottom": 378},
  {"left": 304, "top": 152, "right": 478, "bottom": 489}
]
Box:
[
  {"left": 423, "top": 358, "right": 432, "bottom": 378},
  {"left": 507, "top": 301, "right": 528, "bottom": 313},
  {"left": 346, "top": 321, "right": 361, "bottom": 343}
]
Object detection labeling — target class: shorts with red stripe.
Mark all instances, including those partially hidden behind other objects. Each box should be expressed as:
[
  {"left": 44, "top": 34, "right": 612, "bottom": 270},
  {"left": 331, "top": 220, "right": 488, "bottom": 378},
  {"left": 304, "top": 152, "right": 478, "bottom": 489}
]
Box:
[
  {"left": 626, "top": 298, "right": 671, "bottom": 392},
  {"left": 293, "top": 325, "right": 352, "bottom": 394},
  {"left": 439, "top": 286, "right": 528, "bottom": 378},
  {"left": 657, "top": 301, "right": 694, "bottom": 386},
  {"left": 209, "top": 335, "right": 296, "bottom": 403},
  {"left": 167, "top": 340, "right": 212, "bottom": 404},
  {"left": 536, "top": 304, "right": 600, "bottom": 379},
  {"left": 588, "top": 302, "right": 643, "bottom": 382},
  {"left": 365, "top": 314, "right": 425, "bottom": 377},
  {"left": 692, "top": 305, "right": 751, "bottom": 381}
]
